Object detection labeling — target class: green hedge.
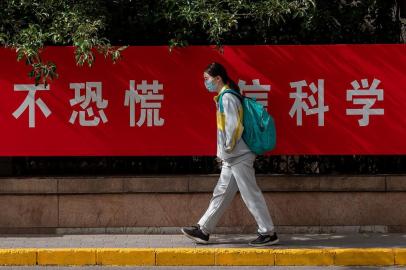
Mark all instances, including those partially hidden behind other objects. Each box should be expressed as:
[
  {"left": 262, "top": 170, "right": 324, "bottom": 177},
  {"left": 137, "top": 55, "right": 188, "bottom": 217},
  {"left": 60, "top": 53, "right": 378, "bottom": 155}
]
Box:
[{"left": 0, "top": 1, "right": 401, "bottom": 84}]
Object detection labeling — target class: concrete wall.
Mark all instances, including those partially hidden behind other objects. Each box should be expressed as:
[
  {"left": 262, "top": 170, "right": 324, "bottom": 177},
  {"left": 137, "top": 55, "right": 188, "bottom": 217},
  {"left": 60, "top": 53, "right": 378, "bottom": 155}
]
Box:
[{"left": 0, "top": 175, "right": 405, "bottom": 234}]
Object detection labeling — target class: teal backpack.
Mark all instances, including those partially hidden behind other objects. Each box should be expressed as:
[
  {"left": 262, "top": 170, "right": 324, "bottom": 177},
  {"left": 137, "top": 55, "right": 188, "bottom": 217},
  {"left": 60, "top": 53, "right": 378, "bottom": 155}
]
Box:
[{"left": 218, "top": 89, "right": 276, "bottom": 155}]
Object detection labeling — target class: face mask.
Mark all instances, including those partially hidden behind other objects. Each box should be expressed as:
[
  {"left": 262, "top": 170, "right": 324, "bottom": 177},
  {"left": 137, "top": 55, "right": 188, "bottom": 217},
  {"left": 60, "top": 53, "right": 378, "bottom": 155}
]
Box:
[{"left": 204, "top": 79, "right": 217, "bottom": 92}]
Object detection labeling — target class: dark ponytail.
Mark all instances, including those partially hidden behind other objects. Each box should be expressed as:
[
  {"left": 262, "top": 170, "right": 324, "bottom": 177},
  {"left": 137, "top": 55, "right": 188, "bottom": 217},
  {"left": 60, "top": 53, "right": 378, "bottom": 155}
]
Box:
[{"left": 205, "top": 62, "right": 241, "bottom": 93}]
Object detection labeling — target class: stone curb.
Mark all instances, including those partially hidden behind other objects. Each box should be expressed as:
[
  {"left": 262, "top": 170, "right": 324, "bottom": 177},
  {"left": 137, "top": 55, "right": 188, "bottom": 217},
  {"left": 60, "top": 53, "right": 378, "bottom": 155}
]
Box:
[{"left": 0, "top": 248, "right": 405, "bottom": 266}]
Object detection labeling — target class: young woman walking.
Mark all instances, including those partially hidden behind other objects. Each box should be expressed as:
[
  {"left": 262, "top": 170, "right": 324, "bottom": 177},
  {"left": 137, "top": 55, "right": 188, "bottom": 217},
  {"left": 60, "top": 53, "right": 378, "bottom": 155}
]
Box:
[{"left": 181, "top": 62, "right": 279, "bottom": 247}]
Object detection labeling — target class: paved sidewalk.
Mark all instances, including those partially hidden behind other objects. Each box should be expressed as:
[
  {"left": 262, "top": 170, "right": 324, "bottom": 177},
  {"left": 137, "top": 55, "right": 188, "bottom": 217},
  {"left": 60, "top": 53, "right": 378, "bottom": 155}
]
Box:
[
  {"left": 0, "top": 233, "right": 405, "bottom": 248},
  {"left": 0, "top": 233, "right": 406, "bottom": 267}
]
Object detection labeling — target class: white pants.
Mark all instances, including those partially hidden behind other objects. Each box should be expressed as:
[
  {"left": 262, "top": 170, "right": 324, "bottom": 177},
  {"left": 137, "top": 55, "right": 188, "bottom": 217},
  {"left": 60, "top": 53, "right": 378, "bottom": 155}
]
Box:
[{"left": 198, "top": 154, "right": 274, "bottom": 235}]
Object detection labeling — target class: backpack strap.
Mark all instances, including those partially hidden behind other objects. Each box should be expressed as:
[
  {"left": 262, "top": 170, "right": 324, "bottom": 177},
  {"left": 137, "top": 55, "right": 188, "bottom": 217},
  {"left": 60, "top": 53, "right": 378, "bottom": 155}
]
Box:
[{"left": 218, "top": 89, "right": 243, "bottom": 112}]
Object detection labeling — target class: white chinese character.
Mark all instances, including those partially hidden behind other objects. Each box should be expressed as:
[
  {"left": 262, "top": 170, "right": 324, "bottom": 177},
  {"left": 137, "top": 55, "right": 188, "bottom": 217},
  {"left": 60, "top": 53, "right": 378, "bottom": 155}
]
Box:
[
  {"left": 346, "top": 78, "right": 384, "bottom": 126},
  {"left": 69, "top": 82, "right": 108, "bottom": 126},
  {"left": 289, "top": 79, "right": 329, "bottom": 126},
  {"left": 238, "top": 79, "right": 271, "bottom": 109},
  {"left": 124, "top": 80, "right": 141, "bottom": 127},
  {"left": 12, "top": 84, "right": 51, "bottom": 128},
  {"left": 124, "top": 80, "right": 164, "bottom": 127}
]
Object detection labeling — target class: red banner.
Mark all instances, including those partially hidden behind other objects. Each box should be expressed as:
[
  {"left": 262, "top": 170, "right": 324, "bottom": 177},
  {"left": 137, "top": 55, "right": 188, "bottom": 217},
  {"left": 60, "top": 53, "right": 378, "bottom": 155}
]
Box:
[{"left": 0, "top": 45, "right": 405, "bottom": 156}]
